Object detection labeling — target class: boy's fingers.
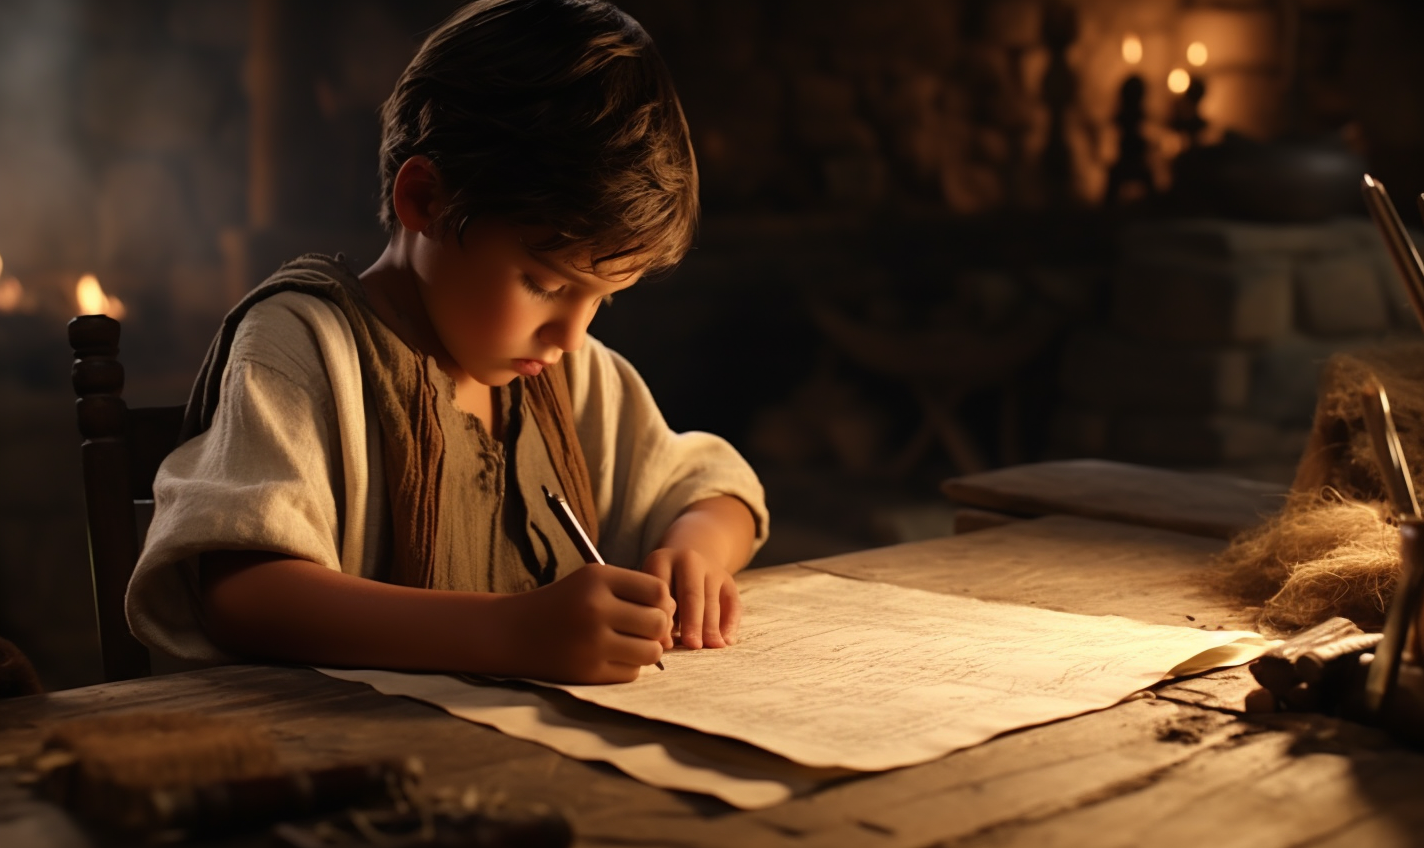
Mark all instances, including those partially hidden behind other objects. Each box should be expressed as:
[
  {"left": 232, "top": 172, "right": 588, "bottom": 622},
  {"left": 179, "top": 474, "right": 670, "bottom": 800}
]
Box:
[
  {"left": 607, "top": 566, "right": 672, "bottom": 610},
  {"left": 679, "top": 573, "right": 706, "bottom": 649},
  {"left": 720, "top": 580, "right": 742, "bottom": 645},
  {"left": 608, "top": 600, "right": 669, "bottom": 642},
  {"left": 610, "top": 633, "right": 665, "bottom": 669},
  {"left": 639, "top": 555, "right": 677, "bottom": 648},
  {"left": 641, "top": 555, "right": 673, "bottom": 585},
  {"left": 702, "top": 575, "right": 725, "bottom": 648}
]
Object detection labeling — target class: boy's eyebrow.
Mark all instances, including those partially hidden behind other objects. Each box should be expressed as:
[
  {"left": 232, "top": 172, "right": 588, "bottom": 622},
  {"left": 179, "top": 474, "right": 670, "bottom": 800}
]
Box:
[{"left": 523, "top": 243, "right": 641, "bottom": 290}]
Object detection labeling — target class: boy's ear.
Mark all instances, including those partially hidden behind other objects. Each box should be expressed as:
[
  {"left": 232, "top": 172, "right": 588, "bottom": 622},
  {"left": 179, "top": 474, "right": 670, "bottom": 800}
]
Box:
[{"left": 390, "top": 156, "right": 446, "bottom": 235}]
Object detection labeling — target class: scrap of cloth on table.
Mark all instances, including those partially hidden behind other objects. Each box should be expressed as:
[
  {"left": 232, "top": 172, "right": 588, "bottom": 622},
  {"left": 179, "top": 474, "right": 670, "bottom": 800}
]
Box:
[{"left": 321, "top": 571, "right": 1268, "bottom": 805}]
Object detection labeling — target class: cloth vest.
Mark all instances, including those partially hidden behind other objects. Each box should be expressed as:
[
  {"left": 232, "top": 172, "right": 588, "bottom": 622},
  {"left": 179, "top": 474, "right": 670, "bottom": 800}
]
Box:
[{"left": 177, "top": 254, "right": 599, "bottom": 589}]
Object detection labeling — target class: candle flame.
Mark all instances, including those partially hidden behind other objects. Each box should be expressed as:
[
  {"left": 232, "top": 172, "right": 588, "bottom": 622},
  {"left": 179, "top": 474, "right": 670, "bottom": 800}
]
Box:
[
  {"left": 1167, "top": 68, "right": 1192, "bottom": 95},
  {"left": 0, "top": 278, "right": 23, "bottom": 313},
  {"left": 1122, "top": 34, "right": 1143, "bottom": 65},
  {"left": 1187, "top": 42, "right": 1208, "bottom": 67},
  {"left": 76, "top": 274, "right": 126, "bottom": 320}
]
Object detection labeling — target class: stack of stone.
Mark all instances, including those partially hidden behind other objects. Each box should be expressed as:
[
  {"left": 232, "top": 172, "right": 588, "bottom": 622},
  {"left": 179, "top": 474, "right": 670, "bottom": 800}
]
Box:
[{"left": 1051, "top": 218, "right": 1418, "bottom": 479}]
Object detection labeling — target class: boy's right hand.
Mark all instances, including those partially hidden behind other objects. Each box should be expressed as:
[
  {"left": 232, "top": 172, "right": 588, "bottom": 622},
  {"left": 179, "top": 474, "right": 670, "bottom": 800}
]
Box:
[{"left": 504, "top": 563, "right": 674, "bottom": 684}]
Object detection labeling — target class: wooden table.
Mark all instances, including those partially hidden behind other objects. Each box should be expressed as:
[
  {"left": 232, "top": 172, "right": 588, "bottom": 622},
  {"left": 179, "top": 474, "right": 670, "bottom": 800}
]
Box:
[
  {"left": 5, "top": 515, "right": 1424, "bottom": 847},
  {"left": 941, "top": 458, "right": 1289, "bottom": 539}
]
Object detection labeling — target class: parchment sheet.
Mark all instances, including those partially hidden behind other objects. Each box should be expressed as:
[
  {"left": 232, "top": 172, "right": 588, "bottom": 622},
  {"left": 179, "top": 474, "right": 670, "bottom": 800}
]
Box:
[
  {"left": 320, "top": 570, "right": 1268, "bottom": 804},
  {"left": 316, "top": 666, "right": 852, "bottom": 809},
  {"left": 531, "top": 572, "right": 1269, "bottom": 771}
]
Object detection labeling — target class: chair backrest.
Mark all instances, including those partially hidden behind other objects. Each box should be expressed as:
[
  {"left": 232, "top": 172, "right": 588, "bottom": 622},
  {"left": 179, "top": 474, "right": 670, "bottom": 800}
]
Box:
[{"left": 69, "top": 315, "right": 185, "bottom": 682}]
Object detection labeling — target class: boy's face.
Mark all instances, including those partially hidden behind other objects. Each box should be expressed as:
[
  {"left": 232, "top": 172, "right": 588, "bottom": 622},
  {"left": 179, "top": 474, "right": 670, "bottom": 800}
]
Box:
[{"left": 409, "top": 219, "right": 643, "bottom": 386}]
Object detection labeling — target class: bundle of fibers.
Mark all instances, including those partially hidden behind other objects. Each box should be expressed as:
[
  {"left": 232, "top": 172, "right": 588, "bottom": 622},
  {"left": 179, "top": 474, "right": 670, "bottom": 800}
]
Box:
[
  {"left": 1216, "top": 488, "right": 1398, "bottom": 630},
  {"left": 1215, "top": 341, "right": 1424, "bottom": 631},
  {"left": 1291, "top": 341, "right": 1424, "bottom": 501}
]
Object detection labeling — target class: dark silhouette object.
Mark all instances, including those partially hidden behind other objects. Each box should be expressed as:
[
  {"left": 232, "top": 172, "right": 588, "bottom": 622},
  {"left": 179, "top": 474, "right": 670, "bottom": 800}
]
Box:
[
  {"left": 1170, "top": 75, "right": 1209, "bottom": 149},
  {"left": 1105, "top": 75, "right": 1155, "bottom": 205},
  {"left": 1040, "top": 1, "right": 1080, "bottom": 208},
  {"left": 0, "top": 636, "right": 42, "bottom": 697},
  {"left": 70, "top": 315, "right": 185, "bottom": 682}
]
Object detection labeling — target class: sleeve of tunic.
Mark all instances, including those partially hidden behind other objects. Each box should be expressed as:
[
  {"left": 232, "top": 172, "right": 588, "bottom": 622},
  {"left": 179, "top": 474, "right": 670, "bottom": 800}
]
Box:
[
  {"left": 565, "top": 337, "right": 770, "bottom": 569},
  {"left": 125, "top": 293, "right": 377, "bottom": 662}
]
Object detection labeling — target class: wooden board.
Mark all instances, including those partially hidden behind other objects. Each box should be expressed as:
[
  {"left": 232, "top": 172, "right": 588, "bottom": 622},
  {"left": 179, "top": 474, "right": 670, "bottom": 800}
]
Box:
[
  {"left": 5, "top": 667, "right": 1422, "bottom": 848},
  {"left": 940, "top": 459, "right": 1288, "bottom": 540},
  {"left": 3, "top": 518, "right": 1415, "bottom": 848}
]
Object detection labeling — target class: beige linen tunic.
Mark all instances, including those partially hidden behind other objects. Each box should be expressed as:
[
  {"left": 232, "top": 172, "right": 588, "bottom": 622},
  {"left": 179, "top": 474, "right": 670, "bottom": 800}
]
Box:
[{"left": 127, "top": 291, "right": 769, "bottom": 662}]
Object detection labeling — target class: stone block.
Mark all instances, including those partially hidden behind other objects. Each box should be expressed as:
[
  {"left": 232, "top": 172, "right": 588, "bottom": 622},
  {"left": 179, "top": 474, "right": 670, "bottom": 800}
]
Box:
[
  {"left": 1246, "top": 335, "right": 1371, "bottom": 427},
  {"left": 1059, "top": 331, "right": 1251, "bottom": 413},
  {"left": 1354, "top": 227, "right": 1424, "bottom": 332},
  {"left": 1112, "top": 253, "right": 1292, "bottom": 344},
  {"left": 1121, "top": 219, "right": 1359, "bottom": 262},
  {"left": 1295, "top": 251, "right": 1391, "bottom": 336}
]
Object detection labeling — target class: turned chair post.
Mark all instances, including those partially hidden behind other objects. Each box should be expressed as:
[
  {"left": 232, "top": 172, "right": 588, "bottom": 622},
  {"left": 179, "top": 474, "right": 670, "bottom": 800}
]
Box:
[{"left": 69, "top": 315, "right": 151, "bottom": 682}]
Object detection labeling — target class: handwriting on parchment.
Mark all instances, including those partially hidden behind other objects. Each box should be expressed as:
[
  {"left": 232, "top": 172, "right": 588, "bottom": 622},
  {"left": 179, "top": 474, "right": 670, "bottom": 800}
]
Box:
[{"left": 535, "top": 573, "right": 1262, "bottom": 771}]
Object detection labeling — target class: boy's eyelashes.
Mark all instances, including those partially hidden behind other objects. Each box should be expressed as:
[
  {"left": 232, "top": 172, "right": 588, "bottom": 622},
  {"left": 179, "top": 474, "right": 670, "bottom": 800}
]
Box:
[
  {"left": 520, "top": 273, "right": 564, "bottom": 301},
  {"left": 520, "top": 273, "right": 615, "bottom": 307}
]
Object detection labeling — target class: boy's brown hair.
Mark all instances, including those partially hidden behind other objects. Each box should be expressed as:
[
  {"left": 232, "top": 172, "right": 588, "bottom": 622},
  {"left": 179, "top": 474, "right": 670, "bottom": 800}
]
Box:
[{"left": 378, "top": 0, "right": 698, "bottom": 274}]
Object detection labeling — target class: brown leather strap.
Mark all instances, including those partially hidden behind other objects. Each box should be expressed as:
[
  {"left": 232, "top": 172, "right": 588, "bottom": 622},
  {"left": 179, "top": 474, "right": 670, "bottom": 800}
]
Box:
[
  {"left": 180, "top": 255, "right": 445, "bottom": 588},
  {"left": 525, "top": 361, "right": 599, "bottom": 548}
]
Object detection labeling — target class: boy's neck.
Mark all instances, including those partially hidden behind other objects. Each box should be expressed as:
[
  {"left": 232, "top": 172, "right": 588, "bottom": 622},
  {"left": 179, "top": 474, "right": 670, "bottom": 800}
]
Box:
[{"left": 359, "top": 242, "right": 501, "bottom": 435}]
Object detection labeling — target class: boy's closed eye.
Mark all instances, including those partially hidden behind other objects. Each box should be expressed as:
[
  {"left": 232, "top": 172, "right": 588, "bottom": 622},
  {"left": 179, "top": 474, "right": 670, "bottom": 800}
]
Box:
[
  {"left": 520, "top": 272, "right": 565, "bottom": 301},
  {"left": 520, "top": 272, "right": 615, "bottom": 306}
]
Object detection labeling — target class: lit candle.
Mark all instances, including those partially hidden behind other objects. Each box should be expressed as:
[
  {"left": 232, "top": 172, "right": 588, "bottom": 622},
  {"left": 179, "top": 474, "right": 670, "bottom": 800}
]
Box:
[
  {"left": 1186, "top": 41, "right": 1208, "bottom": 68},
  {"left": 1122, "top": 33, "right": 1143, "bottom": 66},
  {"left": 75, "top": 274, "right": 126, "bottom": 320}
]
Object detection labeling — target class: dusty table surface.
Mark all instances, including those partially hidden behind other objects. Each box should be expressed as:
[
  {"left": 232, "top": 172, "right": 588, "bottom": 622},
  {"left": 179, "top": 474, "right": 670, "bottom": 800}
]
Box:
[
  {"left": 4, "top": 516, "right": 1420, "bottom": 848},
  {"left": 940, "top": 458, "right": 1289, "bottom": 540}
]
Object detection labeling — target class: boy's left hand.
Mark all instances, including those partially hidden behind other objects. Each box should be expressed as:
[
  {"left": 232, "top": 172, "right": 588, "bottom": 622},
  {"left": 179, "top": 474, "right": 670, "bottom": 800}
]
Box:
[{"left": 640, "top": 548, "right": 740, "bottom": 649}]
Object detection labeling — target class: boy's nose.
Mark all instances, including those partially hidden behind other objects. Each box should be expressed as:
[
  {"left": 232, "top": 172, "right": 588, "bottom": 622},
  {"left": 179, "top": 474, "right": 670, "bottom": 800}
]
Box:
[{"left": 540, "top": 300, "right": 598, "bottom": 352}]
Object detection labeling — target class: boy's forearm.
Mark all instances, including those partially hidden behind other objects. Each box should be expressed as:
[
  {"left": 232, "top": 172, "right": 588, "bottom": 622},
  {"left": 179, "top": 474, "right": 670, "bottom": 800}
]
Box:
[
  {"left": 655, "top": 495, "right": 757, "bottom": 574},
  {"left": 200, "top": 552, "right": 518, "bottom": 674}
]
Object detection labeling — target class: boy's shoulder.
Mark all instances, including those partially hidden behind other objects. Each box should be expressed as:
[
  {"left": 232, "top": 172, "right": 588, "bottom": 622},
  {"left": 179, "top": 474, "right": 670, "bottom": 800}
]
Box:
[{"left": 228, "top": 290, "right": 355, "bottom": 385}]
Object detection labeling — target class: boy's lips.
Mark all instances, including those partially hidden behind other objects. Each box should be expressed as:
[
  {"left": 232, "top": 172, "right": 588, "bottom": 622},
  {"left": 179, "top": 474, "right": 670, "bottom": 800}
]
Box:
[{"left": 513, "top": 359, "right": 552, "bottom": 377}]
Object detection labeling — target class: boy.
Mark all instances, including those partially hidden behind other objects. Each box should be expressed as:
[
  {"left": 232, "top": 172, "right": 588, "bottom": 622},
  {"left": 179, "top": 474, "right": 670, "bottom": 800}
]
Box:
[{"left": 126, "top": 0, "right": 767, "bottom": 685}]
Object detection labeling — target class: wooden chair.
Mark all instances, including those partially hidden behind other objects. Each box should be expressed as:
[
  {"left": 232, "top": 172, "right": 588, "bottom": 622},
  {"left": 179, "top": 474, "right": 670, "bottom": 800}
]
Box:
[{"left": 69, "top": 315, "right": 185, "bottom": 682}]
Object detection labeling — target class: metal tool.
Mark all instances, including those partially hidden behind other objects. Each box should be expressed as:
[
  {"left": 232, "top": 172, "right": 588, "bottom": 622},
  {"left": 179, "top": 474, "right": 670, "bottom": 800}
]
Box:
[
  {"left": 1361, "top": 382, "right": 1424, "bottom": 714},
  {"left": 1362, "top": 174, "right": 1424, "bottom": 333}
]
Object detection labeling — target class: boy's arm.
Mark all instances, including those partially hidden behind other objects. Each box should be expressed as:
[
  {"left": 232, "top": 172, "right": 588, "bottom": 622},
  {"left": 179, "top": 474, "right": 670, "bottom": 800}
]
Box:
[
  {"left": 566, "top": 338, "right": 769, "bottom": 569},
  {"left": 639, "top": 495, "right": 758, "bottom": 650},
  {"left": 200, "top": 551, "right": 674, "bottom": 684}
]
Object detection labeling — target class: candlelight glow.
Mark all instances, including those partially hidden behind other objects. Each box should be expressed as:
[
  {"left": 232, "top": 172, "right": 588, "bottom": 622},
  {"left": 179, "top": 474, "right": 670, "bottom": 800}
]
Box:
[
  {"left": 1187, "top": 42, "right": 1208, "bottom": 67},
  {"left": 1122, "top": 34, "right": 1143, "bottom": 65},
  {"left": 1167, "top": 68, "right": 1191, "bottom": 94},
  {"left": 76, "top": 274, "right": 126, "bottom": 320},
  {"left": 0, "top": 278, "right": 24, "bottom": 313}
]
